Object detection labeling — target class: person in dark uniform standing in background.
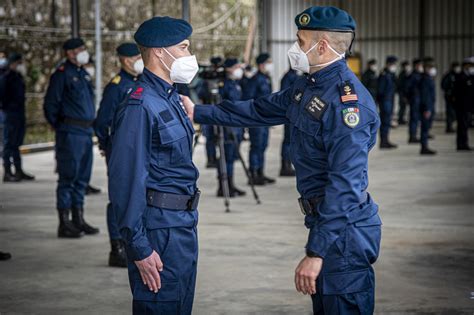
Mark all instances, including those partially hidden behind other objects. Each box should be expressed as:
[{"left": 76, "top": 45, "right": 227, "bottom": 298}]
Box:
[
  {"left": 43, "top": 38, "right": 100, "bottom": 239},
  {"left": 183, "top": 6, "right": 382, "bottom": 314},
  {"left": 419, "top": 58, "right": 437, "bottom": 155},
  {"left": 397, "top": 60, "right": 411, "bottom": 125},
  {"left": 361, "top": 58, "right": 378, "bottom": 101},
  {"left": 196, "top": 56, "right": 223, "bottom": 168},
  {"left": 109, "top": 17, "right": 200, "bottom": 314},
  {"left": 453, "top": 57, "right": 474, "bottom": 151},
  {"left": 279, "top": 66, "right": 301, "bottom": 177},
  {"left": 247, "top": 53, "right": 276, "bottom": 185},
  {"left": 216, "top": 58, "right": 246, "bottom": 197},
  {"left": 407, "top": 58, "right": 424, "bottom": 143},
  {"left": 441, "top": 62, "right": 461, "bottom": 134},
  {"left": 377, "top": 55, "right": 398, "bottom": 149},
  {"left": 2, "top": 53, "right": 35, "bottom": 182},
  {"left": 94, "top": 43, "right": 143, "bottom": 267}
]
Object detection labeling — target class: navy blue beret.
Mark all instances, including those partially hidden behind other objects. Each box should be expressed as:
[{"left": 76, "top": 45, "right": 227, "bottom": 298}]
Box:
[
  {"left": 134, "top": 16, "right": 192, "bottom": 48},
  {"left": 8, "top": 53, "right": 23, "bottom": 63},
  {"left": 295, "top": 6, "right": 356, "bottom": 32},
  {"left": 256, "top": 53, "right": 270, "bottom": 65},
  {"left": 116, "top": 43, "right": 140, "bottom": 57},
  {"left": 210, "top": 56, "right": 223, "bottom": 66},
  {"left": 386, "top": 56, "right": 398, "bottom": 64},
  {"left": 223, "top": 58, "right": 239, "bottom": 68},
  {"left": 63, "top": 38, "right": 85, "bottom": 50}
]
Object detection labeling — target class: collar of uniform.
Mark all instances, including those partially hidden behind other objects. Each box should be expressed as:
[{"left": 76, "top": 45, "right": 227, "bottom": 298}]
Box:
[
  {"left": 119, "top": 68, "right": 138, "bottom": 81},
  {"left": 142, "top": 68, "right": 176, "bottom": 98},
  {"left": 307, "top": 59, "right": 346, "bottom": 85},
  {"left": 65, "top": 59, "right": 82, "bottom": 72}
]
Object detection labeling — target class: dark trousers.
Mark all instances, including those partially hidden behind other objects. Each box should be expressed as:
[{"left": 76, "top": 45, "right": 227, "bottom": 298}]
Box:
[
  {"left": 311, "top": 214, "right": 382, "bottom": 315},
  {"left": 379, "top": 99, "right": 393, "bottom": 139},
  {"left": 55, "top": 131, "right": 92, "bottom": 210},
  {"left": 218, "top": 127, "right": 243, "bottom": 177},
  {"left": 398, "top": 96, "right": 408, "bottom": 123},
  {"left": 455, "top": 108, "right": 470, "bottom": 149},
  {"left": 249, "top": 127, "right": 269, "bottom": 172},
  {"left": 409, "top": 100, "right": 420, "bottom": 137},
  {"left": 128, "top": 226, "right": 198, "bottom": 315},
  {"left": 202, "top": 125, "right": 216, "bottom": 159},
  {"left": 445, "top": 98, "right": 456, "bottom": 131},
  {"left": 281, "top": 123, "right": 291, "bottom": 161},
  {"left": 3, "top": 112, "right": 25, "bottom": 171}
]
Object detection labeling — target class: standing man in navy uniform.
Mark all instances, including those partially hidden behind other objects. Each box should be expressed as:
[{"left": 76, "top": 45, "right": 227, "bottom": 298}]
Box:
[
  {"left": 94, "top": 43, "right": 143, "bottom": 267},
  {"left": 361, "top": 59, "right": 378, "bottom": 101},
  {"left": 182, "top": 6, "right": 382, "bottom": 314},
  {"left": 2, "top": 53, "right": 35, "bottom": 182},
  {"left": 376, "top": 55, "right": 398, "bottom": 149},
  {"left": 407, "top": 58, "right": 424, "bottom": 143},
  {"left": 247, "top": 53, "right": 276, "bottom": 185},
  {"left": 419, "top": 58, "right": 437, "bottom": 155},
  {"left": 453, "top": 58, "right": 474, "bottom": 151},
  {"left": 108, "top": 17, "right": 200, "bottom": 314},
  {"left": 216, "top": 58, "right": 246, "bottom": 197},
  {"left": 397, "top": 60, "right": 411, "bottom": 125},
  {"left": 44, "top": 38, "right": 99, "bottom": 238},
  {"left": 279, "top": 66, "right": 300, "bottom": 177},
  {"left": 441, "top": 62, "right": 461, "bottom": 134}
]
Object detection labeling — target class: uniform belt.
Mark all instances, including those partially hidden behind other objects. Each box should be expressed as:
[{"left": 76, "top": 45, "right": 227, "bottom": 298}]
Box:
[
  {"left": 146, "top": 189, "right": 201, "bottom": 211},
  {"left": 62, "top": 117, "right": 94, "bottom": 128},
  {"left": 298, "top": 191, "right": 368, "bottom": 216}
]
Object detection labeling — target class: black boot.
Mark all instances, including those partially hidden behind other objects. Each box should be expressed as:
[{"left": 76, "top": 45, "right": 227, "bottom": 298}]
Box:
[
  {"left": 408, "top": 136, "right": 420, "bottom": 144},
  {"left": 279, "top": 160, "right": 296, "bottom": 177},
  {"left": 248, "top": 170, "right": 265, "bottom": 186},
  {"left": 229, "top": 176, "right": 246, "bottom": 197},
  {"left": 206, "top": 156, "right": 218, "bottom": 169},
  {"left": 380, "top": 136, "right": 398, "bottom": 149},
  {"left": 109, "top": 240, "right": 127, "bottom": 268},
  {"left": 258, "top": 169, "right": 276, "bottom": 184},
  {"left": 420, "top": 146, "right": 437, "bottom": 155},
  {"left": 16, "top": 168, "right": 35, "bottom": 181},
  {"left": 3, "top": 167, "right": 21, "bottom": 182},
  {"left": 57, "top": 209, "right": 84, "bottom": 238},
  {"left": 72, "top": 207, "right": 100, "bottom": 235},
  {"left": 85, "top": 184, "right": 101, "bottom": 195},
  {"left": 0, "top": 251, "right": 12, "bottom": 261},
  {"left": 216, "top": 178, "right": 234, "bottom": 197}
]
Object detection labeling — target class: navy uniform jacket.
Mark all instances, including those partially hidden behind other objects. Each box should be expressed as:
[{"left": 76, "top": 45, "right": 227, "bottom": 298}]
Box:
[
  {"left": 397, "top": 70, "right": 410, "bottom": 99},
  {"left": 252, "top": 71, "right": 272, "bottom": 98},
  {"left": 407, "top": 71, "right": 423, "bottom": 105},
  {"left": 220, "top": 78, "right": 242, "bottom": 101},
  {"left": 108, "top": 68, "right": 199, "bottom": 261},
  {"left": 361, "top": 69, "right": 378, "bottom": 99},
  {"left": 281, "top": 69, "right": 299, "bottom": 90},
  {"left": 95, "top": 69, "right": 138, "bottom": 151},
  {"left": 441, "top": 71, "right": 458, "bottom": 103},
  {"left": 420, "top": 74, "right": 436, "bottom": 113},
  {"left": 44, "top": 60, "right": 95, "bottom": 135},
  {"left": 2, "top": 70, "right": 26, "bottom": 113},
  {"left": 195, "top": 60, "right": 380, "bottom": 258},
  {"left": 376, "top": 69, "right": 396, "bottom": 102},
  {"left": 454, "top": 72, "right": 474, "bottom": 112}
]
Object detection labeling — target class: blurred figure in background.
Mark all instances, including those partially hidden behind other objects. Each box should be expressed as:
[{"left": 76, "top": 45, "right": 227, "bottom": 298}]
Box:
[
  {"left": 361, "top": 58, "right": 378, "bottom": 100},
  {"left": 441, "top": 62, "right": 461, "bottom": 134},
  {"left": 407, "top": 58, "right": 424, "bottom": 143},
  {"left": 453, "top": 57, "right": 474, "bottom": 151},
  {"left": 397, "top": 60, "right": 411, "bottom": 125},
  {"left": 377, "top": 55, "right": 398, "bottom": 149},
  {"left": 2, "top": 53, "right": 35, "bottom": 182},
  {"left": 419, "top": 57, "right": 437, "bottom": 155}
]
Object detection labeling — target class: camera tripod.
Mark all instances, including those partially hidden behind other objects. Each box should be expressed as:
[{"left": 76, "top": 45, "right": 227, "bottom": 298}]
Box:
[{"left": 192, "top": 83, "right": 261, "bottom": 213}]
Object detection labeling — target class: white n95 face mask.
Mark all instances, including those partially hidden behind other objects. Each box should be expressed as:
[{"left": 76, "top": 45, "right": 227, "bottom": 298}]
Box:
[
  {"left": 133, "top": 59, "right": 144, "bottom": 74},
  {"left": 287, "top": 40, "right": 345, "bottom": 73},
  {"left": 76, "top": 50, "right": 90, "bottom": 65},
  {"left": 162, "top": 48, "right": 199, "bottom": 84},
  {"left": 231, "top": 68, "right": 243, "bottom": 80}
]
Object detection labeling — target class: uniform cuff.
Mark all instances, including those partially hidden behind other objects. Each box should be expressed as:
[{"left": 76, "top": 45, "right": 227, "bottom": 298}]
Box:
[
  {"left": 305, "top": 230, "right": 335, "bottom": 259},
  {"left": 124, "top": 234, "right": 153, "bottom": 261},
  {"left": 194, "top": 104, "right": 214, "bottom": 125}
]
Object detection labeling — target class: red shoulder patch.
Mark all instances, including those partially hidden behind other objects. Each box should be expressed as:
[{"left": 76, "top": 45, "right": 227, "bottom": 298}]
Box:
[
  {"left": 130, "top": 87, "right": 144, "bottom": 99},
  {"left": 58, "top": 65, "right": 65, "bottom": 72}
]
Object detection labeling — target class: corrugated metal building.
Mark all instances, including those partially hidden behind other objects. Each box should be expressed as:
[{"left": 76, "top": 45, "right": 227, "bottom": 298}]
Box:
[{"left": 258, "top": 0, "right": 474, "bottom": 116}]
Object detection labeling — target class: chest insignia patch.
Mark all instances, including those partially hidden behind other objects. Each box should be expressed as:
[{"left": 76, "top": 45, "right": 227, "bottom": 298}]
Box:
[
  {"left": 305, "top": 95, "right": 328, "bottom": 120},
  {"left": 293, "top": 89, "right": 303, "bottom": 103}
]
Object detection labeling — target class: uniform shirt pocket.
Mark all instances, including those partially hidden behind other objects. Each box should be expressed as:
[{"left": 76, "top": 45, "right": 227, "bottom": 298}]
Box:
[{"left": 157, "top": 122, "right": 188, "bottom": 166}]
